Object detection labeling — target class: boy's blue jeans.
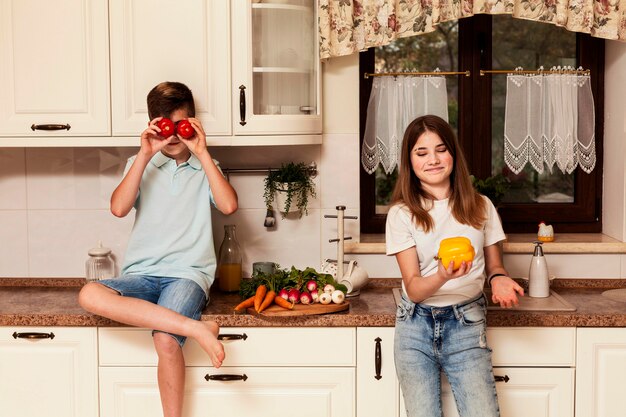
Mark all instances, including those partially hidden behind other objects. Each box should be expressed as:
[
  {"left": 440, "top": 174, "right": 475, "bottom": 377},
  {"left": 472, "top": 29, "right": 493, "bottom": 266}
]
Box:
[
  {"left": 394, "top": 291, "right": 500, "bottom": 417},
  {"left": 98, "top": 275, "right": 207, "bottom": 347}
]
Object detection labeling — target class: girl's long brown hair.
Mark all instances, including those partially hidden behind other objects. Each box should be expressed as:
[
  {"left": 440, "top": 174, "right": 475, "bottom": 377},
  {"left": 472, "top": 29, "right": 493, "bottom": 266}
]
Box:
[{"left": 390, "top": 115, "right": 486, "bottom": 232}]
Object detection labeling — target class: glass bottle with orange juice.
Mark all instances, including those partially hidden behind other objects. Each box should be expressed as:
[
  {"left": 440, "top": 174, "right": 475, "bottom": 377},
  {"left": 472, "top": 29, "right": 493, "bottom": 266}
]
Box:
[{"left": 217, "top": 224, "right": 243, "bottom": 292}]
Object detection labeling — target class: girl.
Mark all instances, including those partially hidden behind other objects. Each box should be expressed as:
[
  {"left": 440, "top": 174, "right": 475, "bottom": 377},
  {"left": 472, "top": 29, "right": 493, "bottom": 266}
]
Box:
[{"left": 386, "top": 115, "right": 523, "bottom": 417}]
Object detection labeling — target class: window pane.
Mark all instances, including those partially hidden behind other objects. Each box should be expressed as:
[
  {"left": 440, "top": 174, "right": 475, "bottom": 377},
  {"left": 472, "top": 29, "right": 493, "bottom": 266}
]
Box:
[
  {"left": 373, "top": 23, "right": 459, "bottom": 213},
  {"left": 491, "top": 17, "right": 577, "bottom": 203}
]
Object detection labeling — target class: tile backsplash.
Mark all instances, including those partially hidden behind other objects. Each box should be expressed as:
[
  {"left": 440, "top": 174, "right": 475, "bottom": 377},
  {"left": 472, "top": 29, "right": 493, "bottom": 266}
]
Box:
[{"left": 0, "top": 134, "right": 372, "bottom": 278}]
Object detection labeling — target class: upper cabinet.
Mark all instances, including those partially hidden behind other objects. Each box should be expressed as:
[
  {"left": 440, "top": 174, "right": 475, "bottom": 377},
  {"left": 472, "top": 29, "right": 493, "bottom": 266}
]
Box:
[
  {"left": 109, "top": 0, "right": 231, "bottom": 141},
  {"left": 0, "top": 0, "right": 321, "bottom": 147},
  {"left": 231, "top": 0, "right": 321, "bottom": 139},
  {"left": 0, "top": 0, "right": 110, "bottom": 137}
]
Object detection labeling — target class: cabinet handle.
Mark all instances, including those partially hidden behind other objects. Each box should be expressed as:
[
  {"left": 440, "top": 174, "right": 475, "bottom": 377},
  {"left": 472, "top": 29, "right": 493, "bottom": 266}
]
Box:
[
  {"left": 239, "top": 85, "right": 247, "bottom": 126},
  {"left": 494, "top": 375, "right": 510, "bottom": 383},
  {"left": 217, "top": 333, "right": 248, "bottom": 341},
  {"left": 374, "top": 337, "right": 382, "bottom": 380},
  {"left": 205, "top": 374, "right": 248, "bottom": 382},
  {"left": 12, "top": 331, "right": 55, "bottom": 340},
  {"left": 30, "top": 124, "right": 71, "bottom": 131}
]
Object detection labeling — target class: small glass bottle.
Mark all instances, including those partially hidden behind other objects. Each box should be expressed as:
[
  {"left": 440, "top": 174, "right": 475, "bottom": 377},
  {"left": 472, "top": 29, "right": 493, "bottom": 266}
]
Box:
[
  {"left": 85, "top": 242, "right": 115, "bottom": 281},
  {"left": 217, "top": 224, "right": 243, "bottom": 292}
]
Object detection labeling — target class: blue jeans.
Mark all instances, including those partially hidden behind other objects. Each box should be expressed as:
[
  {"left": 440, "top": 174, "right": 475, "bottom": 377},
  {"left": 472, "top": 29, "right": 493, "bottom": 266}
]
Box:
[
  {"left": 98, "top": 275, "right": 207, "bottom": 347},
  {"left": 394, "top": 292, "right": 500, "bottom": 417}
]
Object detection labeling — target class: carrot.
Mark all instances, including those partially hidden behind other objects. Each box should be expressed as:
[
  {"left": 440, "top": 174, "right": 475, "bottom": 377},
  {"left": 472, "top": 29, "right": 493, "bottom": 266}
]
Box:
[
  {"left": 257, "top": 290, "right": 276, "bottom": 313},
  {"left": 253, "top": 285, "right": 267, "bottom": 312},
  {"left": 274, "top": 295, "right": 294, "bottom": 310},
  {"left": 234, "top": 295, "right": 255, "bottom": 312}
]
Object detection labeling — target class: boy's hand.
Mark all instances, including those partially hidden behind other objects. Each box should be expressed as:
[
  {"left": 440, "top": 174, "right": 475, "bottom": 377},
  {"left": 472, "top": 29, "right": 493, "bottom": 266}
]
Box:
[
  {"left": 180, "top": 118, "right": 208, "bottom": 157},
  {"left": 140, "top": 117, "right": 173, "bottom": 157}
]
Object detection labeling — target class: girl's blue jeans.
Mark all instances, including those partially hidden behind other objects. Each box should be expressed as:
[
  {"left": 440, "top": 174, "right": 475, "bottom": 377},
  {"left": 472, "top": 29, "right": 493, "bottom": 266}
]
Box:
[{"left": 394, "top": 291, "right": 500, "bottom": 417}]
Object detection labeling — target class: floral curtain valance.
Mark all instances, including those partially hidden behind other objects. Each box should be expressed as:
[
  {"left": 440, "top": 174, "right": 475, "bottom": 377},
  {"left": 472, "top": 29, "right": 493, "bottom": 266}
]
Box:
[{"left": 318, "top": 0, "right": 626, "bottom": 59}]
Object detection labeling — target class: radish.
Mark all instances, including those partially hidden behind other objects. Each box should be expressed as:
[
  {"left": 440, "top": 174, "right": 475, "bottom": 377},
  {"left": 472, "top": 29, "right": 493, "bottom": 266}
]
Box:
[
  {"left": 323, "top": 284, "right": 335, "bottom": 293},
  {"left": 288, "top": 289, "right": 300, "bottom": 304},
  {"left": 310, "top": 289, "right": 320, "bottom": 303},
  {"left": 306, "top": 280, "right": 318, "bottom": 292},
  {"left": 300, "top": 291, "right": 312, "bottom": 305},
  {"left": 331, "top": 289, "right": 345, "bottom": 304},
  {"left": 319, "top": 292, "right": 332, "bottom": 305},
  {"left": 278, "top": 289, "right": 289, "bottom": 300}
]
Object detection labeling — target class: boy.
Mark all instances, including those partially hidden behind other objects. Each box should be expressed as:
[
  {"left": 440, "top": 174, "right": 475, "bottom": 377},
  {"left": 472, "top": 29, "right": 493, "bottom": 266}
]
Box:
[{"left": 78, "top": 81, "right": 238, "bottom": 417}]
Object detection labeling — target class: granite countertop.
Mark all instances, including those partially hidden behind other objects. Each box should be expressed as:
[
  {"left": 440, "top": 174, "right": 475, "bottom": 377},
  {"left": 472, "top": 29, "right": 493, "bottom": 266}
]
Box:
[{"left": 1, "top": 278, "right": 626, "bottom": 328}]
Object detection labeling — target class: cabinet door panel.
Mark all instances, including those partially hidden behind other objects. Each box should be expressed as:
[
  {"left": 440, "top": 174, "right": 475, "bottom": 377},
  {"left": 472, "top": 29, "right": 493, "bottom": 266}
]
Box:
[
  {"left": 0, "top": 0, "right": 110, "bottom": 136},
  {"left": 109, "top": 0, "right": 230, "bottom": 136},
  {"left": 576, "top": 328, "right": 626, "bottom": 417},
  {"left": 357, "top": 327, "right": 400, "bottom": 417},
  {"left": 100, "top": 366, "right": 354, "bottom": 417},
  {"left": 0, "top": 327, "right": 98, "bottom": 417}
]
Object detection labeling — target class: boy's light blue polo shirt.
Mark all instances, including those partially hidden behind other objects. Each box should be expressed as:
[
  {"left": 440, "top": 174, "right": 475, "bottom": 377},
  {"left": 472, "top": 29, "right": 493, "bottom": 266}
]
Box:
[{"left": 120, "top": 152, "right": 219, "bottom": 298}]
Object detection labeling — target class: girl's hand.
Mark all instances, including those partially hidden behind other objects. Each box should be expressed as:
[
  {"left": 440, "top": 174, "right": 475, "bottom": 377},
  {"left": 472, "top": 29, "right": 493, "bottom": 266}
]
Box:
[
  {"left": 491, "top": 276, "right": 524, "bottom": 308},
  {"left": 139, "top": 117, "right": 173, "bottom": 157},
  {"left": 180, "top": 117, "right": 208, "bottom": 157},
  {"left": 437, "top": 260, "right": 473, "bottom": 282}
]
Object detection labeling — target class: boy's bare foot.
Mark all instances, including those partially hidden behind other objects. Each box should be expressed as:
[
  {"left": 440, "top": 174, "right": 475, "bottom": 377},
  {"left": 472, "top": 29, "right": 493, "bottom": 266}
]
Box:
[{"left": 195, "top": 321, "right": 225, "bottom": 368}]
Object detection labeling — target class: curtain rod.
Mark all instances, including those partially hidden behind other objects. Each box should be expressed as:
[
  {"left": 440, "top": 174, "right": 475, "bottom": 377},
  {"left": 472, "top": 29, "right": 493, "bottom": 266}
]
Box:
[
  {"left": 480, "top": 69, "right": 591, "bottom": 76},
  {"left": 363, "top": 70, "right": 470, "bottom": 79}
]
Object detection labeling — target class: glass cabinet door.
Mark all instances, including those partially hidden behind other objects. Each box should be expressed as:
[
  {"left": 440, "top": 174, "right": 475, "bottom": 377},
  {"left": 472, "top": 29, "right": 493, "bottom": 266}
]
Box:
[{"left": 232, "top": 0, "right": 321, "bottom": 136}]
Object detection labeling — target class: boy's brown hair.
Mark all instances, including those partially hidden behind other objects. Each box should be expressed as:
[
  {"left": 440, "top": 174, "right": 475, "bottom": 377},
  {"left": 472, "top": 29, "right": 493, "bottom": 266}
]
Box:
[{"left": 147, "top": 81, "right": 195, "bottom": 120}]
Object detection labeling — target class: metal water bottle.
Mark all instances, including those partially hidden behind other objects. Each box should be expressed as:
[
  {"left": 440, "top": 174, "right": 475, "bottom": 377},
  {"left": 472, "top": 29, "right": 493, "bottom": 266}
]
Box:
[{"left": 528, "top": 241, "right": 550, "bottom": 298}]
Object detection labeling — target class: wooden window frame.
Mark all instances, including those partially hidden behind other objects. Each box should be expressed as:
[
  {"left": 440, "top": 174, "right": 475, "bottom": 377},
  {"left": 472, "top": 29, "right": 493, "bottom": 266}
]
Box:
[{"left": 359, "top": 16, "right": 604, "bottom": 234}]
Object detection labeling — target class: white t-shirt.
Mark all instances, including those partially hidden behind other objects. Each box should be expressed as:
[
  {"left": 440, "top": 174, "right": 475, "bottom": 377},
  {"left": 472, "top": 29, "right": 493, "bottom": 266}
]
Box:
[{"left": 386, "top": 195, "right": 506, "bottom": 307}]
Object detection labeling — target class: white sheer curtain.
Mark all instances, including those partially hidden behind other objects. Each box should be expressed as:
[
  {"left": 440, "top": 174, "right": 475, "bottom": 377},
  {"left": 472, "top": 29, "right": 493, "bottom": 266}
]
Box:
[
  {"left": 361, "top": 76, "right": 449, "bottom": 175},
  {"left": 504, "top": 68, "right": 595, "bottom": 175}
]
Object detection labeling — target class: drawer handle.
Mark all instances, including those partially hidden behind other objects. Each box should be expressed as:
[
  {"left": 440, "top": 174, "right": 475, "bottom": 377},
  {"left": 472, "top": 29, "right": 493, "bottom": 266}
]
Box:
[
  {"left": 494, "top": 375, "right": 510, "bottom": 383},
  {"left": 217, "top": 333, "right": 248, "bottom": 341},
  {"left": 239, "top": 85, "right": 247, "bottom": 126},
  {"left": 12, "top": 332, "right": 55, "bottom": 340},
  {"left": 375, "top": 337, "right": 382, "bottom": 380},
  {"left": 205, "top": 374, "right": 248, "bottom": 382},
  {"left": 31, "top": 124, "right": 71, "bottom": 131}
]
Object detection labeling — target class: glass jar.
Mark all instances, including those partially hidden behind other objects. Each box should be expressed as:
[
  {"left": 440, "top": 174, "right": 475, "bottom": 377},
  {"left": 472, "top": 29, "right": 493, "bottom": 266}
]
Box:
[
  {"left": 217, "top": 225, "right": 243, "bottom": 292},
  {"left": 85, "top": 242, "right": 115, "bottom": 281}
]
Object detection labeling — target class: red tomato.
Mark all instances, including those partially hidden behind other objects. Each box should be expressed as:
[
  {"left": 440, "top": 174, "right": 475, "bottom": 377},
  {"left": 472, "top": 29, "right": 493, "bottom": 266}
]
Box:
[
  {"left": 157, "top": 118, "right": 175, "bottom": 138},
  {"left": 176, "top": 119, "right": 195, "bottom": 139}
]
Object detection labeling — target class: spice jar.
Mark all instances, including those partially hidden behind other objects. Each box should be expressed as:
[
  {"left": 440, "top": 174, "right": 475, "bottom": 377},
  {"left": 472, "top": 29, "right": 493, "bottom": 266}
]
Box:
[
  {"left": 85, "top": 242, "right": 115, "bottom": 281},
  {"left": 217, "top": 225, "right": 243, "bottom": 292}
]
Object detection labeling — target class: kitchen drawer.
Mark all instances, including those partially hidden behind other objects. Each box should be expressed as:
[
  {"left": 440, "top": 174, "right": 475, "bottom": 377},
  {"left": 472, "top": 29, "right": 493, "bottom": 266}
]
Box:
[
  {"left": 100, "top": 366, "right": 354, "bottom": 417},
  {"left": 487, "top": 327, "right": 575, "bottom": 366},
  {"left": 99, "top": 327, "right": 356, "bottom": 367}
]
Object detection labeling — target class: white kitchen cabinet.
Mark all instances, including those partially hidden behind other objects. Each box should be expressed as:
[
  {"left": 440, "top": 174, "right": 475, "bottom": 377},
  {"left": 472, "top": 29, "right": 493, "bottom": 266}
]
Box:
[
  {"left": 0, "top": 0, "right": 110, "bottom": 138},
  {"left": 576, "top": 328, "right": 626, "bottom": 417},
  {"left": 0, "top": 327, "right": 98, "bottom": 417},
  {"left": 98, "top": 327, "right": 355, "bottom": 417},
  {"left": 231, "top": 0, "right": 322, "bottom": 141},
  {"left": 357, "top": 327, "right": 401, "bottom": 417},
  {"left": 109, "top": 0, "right": 231, "bottom": 140}
]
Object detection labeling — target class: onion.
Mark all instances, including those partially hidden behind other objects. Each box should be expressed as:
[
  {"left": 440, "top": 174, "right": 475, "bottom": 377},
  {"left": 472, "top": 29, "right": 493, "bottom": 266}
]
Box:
[
  {"left": 331, "top": 289, "right": 345, "bottom": 304},
  {"left": 319, "top": 292, "right": 332, "bottom": 305}
]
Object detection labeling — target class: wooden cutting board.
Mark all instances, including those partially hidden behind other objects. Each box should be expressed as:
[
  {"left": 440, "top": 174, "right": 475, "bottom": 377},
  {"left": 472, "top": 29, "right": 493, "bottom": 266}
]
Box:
[{"left": 247, "top": 301, "right": 349, "bottom": 317}]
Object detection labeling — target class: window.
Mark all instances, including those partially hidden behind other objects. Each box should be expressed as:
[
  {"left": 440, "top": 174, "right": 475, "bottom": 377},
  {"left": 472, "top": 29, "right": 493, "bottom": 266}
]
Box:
[{"left": 359, "top": 15, "right": 604, "bottom": 234}]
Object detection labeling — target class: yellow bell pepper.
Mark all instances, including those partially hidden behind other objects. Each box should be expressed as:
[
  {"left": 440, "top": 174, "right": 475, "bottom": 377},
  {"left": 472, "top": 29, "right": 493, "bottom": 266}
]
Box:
[{"left": 436, "top": 237, "right": 475, "bottom": 270}]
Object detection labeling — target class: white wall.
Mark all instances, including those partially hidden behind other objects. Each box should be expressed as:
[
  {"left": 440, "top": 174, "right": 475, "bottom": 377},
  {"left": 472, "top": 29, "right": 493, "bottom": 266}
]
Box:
[{"left": 1, "top": 46, "right": 626, "bottom": 279}]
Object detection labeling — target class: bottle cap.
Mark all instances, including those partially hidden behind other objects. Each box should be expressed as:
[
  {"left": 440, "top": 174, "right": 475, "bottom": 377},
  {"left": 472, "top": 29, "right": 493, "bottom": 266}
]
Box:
[{"left": 88, "top": 241, "right": 112, "bottom": 257}]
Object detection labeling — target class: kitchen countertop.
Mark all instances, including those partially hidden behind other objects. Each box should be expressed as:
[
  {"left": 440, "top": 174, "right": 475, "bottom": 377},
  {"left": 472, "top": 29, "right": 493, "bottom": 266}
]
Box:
[{"left": 1, "top": 278, "right": 626, "bottom": 328}]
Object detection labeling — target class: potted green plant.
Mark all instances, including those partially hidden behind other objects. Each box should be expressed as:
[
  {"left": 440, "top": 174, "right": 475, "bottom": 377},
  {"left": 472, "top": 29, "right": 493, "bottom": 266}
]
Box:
[
  {"left": 264, "top": 162, "right": 316, "bottom": 218},
  {"left": 471, "top": 174, "right": 511, "bottom": 207}
]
